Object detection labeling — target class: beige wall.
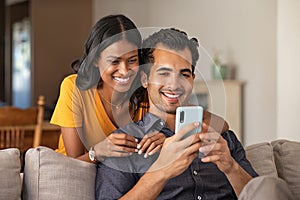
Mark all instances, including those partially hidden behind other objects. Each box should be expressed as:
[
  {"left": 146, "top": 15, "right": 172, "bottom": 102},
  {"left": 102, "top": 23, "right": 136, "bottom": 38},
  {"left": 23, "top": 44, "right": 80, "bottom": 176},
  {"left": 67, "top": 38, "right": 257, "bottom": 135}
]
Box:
[
  {"left": 93, "top": 0, "right": 278, "bottom": 145},
  {"left": 30, "top": 0, "right": 92, "bottom": 109},
  {"left": 277, "top": 0, "right": 300, "bottom": 141}
]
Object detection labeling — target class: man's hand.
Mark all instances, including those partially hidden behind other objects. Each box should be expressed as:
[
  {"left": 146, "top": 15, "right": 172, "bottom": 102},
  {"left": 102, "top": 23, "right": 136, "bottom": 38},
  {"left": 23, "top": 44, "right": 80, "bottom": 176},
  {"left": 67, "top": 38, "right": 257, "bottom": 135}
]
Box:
[
  {"left": 148, "top": 122, "right": 201, "bottom": 179},
  {"left": 198, "top": 123, "right": 252, "bottom": 196},
  {"left": 137, "top": 132, "right": 166, "bottom": 158},
  {"left": 198, "top": 123, "right": 235, "bottom": 173},
  {"left": 94, "top": 133, "right": 138, "bottom": 160}
]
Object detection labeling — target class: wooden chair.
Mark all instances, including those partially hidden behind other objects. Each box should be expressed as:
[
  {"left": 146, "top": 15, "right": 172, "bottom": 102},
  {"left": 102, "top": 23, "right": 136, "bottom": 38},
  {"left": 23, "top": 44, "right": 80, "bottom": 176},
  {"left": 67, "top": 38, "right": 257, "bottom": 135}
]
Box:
[{"left": 0, "top": 95, "right": 45, "bottom": 154}]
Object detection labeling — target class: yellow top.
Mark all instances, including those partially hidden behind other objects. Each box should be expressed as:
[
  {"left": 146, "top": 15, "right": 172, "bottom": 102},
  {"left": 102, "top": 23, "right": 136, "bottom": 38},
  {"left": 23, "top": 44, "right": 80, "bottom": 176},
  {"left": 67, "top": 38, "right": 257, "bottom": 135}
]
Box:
[{"left": 50, "top": 74, "right": 147, "bottom": 155}]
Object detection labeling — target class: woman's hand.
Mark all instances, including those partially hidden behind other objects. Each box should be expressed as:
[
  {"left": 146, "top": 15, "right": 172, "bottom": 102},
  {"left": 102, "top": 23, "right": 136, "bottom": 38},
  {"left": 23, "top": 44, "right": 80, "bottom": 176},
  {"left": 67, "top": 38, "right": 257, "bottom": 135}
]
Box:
[
  {"left": 93, "top": 133, "right": 138, "bottom": 160},
  {"left": 137, "top": 132, "right": 166, "bottom": 158}
]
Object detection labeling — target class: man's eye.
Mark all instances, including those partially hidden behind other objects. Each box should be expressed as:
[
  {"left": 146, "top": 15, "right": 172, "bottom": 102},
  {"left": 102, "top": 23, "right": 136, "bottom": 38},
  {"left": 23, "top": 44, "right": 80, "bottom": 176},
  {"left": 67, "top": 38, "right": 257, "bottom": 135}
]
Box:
[
  {"left": 180, "top": 74, "right": 190, "bottom": 78},
  {"left": 158, "top": 72, "right": 169, "bottom": 76}
]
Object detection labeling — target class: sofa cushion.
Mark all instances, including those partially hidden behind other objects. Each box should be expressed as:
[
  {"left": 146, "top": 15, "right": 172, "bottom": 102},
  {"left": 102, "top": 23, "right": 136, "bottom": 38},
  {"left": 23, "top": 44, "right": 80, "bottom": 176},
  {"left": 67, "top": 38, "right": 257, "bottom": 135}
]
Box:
[
  {"left": 272, "top": 139, "right": 300, "bottom": 199},
  {"left": 245, "top": 142, "right": 277, "bottom": 177},
  {"left": 0, "top": 148, "right": 21, "bottom": 200},
  {"left": 23, "top": 146, "right": 96, "bottom": 200}
]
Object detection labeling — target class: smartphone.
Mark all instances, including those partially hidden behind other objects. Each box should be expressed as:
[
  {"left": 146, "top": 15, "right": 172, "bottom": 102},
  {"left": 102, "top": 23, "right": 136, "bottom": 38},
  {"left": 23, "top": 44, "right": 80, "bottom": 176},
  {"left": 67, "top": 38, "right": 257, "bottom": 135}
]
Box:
[
  {"left": 175, "top": 106, "right": 204, "bottom": 158},
  {"left": 175, "top": 106, "right": 203, "bottom": 139}
]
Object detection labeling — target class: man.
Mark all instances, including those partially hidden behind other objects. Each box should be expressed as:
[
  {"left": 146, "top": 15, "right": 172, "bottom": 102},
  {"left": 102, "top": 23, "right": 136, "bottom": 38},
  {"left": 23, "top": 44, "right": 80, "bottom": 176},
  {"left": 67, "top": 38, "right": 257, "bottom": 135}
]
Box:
[{"left": 95, "top": 28, "right": 293, "bottom": 200}]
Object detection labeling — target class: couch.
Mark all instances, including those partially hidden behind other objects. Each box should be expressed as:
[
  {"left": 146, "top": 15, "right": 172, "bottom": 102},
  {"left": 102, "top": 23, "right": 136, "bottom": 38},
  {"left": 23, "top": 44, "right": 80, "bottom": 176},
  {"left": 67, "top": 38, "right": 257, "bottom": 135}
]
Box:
[{"left": 0, "top": 139, "right": 299, "bottom": 200}]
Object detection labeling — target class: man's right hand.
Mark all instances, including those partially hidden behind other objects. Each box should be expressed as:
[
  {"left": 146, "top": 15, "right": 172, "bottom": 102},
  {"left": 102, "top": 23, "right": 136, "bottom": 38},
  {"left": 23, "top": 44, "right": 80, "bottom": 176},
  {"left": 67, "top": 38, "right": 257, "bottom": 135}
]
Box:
[{"left": 147, "top": 122, "right": 201, "bottom": 179}]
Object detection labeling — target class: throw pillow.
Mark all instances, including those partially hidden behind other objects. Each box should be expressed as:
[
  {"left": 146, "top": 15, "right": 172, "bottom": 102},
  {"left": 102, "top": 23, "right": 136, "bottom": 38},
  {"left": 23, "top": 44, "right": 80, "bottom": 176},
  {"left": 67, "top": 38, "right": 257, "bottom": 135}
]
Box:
[
  {"left": 272, "top": 139, "right": 300, "bottom": 199},
  {"left": 245, "top": 142, "right": 278, "bottom": 177},
  {"left": 23, "top": 146, "right": 96, "bottom": 200},
  {"left": 0, "top": 148, "right": 21, "bottom": 200}
]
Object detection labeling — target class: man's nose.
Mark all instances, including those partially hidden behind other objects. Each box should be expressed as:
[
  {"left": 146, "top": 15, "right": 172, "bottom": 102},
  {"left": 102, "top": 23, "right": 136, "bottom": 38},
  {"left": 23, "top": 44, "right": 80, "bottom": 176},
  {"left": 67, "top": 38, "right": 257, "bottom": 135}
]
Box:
[{"left": 166, "top": 73, "right": 180, "bottom": 89}]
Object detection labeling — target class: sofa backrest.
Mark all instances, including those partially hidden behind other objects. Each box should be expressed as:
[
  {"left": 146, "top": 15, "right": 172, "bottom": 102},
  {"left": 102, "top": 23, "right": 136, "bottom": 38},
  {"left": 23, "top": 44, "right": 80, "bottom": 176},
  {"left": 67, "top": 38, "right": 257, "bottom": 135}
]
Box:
[
  {"left": 0, "top": 148, "right": 22, "bottom": 200},
  {"left": 246, "top": 139, "right": 300, "bottom": 199},
  {"left": 23, "top": 146, "right": 96, "bottom": 200}
]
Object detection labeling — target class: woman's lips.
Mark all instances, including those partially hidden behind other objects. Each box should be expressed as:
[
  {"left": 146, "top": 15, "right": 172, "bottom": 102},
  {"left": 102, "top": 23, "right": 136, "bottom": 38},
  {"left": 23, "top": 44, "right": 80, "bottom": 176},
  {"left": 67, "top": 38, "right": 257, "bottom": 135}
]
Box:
[{"left": 113, "top": 76, "right": 130, "bottom": 83}]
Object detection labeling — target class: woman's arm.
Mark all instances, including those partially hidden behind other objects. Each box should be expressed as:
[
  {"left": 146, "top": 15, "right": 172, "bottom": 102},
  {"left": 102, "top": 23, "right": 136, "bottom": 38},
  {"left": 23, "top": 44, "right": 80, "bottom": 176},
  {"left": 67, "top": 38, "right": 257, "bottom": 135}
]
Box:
[
  {"left": 61, "top": 127, "right": 139, "bottom": 162},
  {"left": 203, "top": 110, "right": 229, "bottom": 133},
  {"left": 61, "top": 127, "right": 92, "bottom": 162}
]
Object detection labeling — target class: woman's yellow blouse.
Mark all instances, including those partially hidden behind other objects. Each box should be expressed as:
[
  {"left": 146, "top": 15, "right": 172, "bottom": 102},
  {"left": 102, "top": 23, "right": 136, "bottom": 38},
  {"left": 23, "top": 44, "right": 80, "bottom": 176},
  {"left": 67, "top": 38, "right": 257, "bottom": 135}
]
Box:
[{"left": 50, "top": 74, "right": 147, "bottom": 155}]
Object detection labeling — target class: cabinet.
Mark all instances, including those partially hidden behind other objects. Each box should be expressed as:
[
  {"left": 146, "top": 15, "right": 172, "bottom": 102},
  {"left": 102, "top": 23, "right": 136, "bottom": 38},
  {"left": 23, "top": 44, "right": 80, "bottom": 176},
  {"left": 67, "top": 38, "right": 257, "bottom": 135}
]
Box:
[{"left": 192, "top": 80, "right": 244, "bottom": 141}]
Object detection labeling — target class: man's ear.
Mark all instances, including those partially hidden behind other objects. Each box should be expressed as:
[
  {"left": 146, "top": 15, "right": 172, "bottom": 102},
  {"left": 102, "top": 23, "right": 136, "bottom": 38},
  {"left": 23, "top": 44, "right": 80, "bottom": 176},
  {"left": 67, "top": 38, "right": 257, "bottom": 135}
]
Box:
[
  {"left": 192, "top": 73, "right": 196, "bottom": 80},
  {"left": 140, "top": 71, "right": 148, "bottom": 88}
]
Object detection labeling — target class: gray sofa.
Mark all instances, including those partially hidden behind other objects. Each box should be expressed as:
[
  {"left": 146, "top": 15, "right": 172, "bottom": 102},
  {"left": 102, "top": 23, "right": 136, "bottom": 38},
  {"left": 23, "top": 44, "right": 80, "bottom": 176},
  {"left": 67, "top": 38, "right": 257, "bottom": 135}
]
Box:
[{"left": 0, "top": 139, "right": 299, "bottom": 200}]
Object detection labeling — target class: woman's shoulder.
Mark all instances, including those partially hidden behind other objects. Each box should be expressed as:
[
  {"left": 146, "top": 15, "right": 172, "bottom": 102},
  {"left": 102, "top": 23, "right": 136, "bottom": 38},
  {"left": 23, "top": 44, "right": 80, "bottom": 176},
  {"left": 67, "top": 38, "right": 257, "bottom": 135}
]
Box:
[
  {"left": 60, "top": 74, "right": 77, "bottom": 89},
  {"left": 63, "top": 74, "right": 77, "bottom": 83}
]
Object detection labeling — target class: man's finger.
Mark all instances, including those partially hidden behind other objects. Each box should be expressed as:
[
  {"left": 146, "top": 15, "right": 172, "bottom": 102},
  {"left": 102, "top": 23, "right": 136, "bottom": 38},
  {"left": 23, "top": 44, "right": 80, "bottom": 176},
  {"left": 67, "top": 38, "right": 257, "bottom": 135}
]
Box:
[{"left": 174, "top": 122, "right": 200, "bottom": 141}]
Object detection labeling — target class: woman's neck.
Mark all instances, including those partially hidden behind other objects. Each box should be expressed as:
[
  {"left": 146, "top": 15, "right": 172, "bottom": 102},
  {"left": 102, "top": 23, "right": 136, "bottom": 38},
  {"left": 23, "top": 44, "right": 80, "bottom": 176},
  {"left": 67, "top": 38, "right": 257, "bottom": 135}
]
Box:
[
  {"left": 98, "top": 87, "right": 129, "bottom": 110},
  {"left": 98, "top": 86, "right": 133, "bottom": 127}
]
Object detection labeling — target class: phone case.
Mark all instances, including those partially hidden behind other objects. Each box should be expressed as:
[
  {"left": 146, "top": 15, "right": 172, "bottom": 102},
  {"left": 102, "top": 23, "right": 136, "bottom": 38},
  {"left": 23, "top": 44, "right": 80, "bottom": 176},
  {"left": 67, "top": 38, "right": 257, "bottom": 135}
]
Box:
[{"left": 175, "top": 106, "right": 203, "bottom": 139}]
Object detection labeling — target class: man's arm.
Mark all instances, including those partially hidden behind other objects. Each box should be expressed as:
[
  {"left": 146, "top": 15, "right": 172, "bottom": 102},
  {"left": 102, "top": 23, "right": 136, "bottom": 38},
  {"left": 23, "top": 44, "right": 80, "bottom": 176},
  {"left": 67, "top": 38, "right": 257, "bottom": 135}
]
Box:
[
  {"left": 199, "top": 124, "right": 253, "bottom": 196},
  {"left": 120, "top": 122, "right": 201, "bottom": 199}
]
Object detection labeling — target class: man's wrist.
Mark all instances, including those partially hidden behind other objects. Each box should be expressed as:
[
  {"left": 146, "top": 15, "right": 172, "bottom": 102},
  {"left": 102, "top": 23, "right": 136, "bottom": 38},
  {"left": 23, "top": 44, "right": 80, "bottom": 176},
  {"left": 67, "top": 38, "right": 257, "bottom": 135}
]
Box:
[{"left": 225, "top": 160, "right": 239, "bottom": 176}]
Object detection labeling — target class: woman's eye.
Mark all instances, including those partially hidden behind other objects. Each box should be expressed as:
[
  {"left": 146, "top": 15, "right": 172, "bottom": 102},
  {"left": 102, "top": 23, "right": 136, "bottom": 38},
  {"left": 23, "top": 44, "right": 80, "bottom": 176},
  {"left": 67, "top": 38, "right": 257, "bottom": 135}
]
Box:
[
  {"left": 128, "top": 58, "right": 138, "bottom": 64},
  {"left": 111, "top": 60, "right": 119, "bottom": 65}
]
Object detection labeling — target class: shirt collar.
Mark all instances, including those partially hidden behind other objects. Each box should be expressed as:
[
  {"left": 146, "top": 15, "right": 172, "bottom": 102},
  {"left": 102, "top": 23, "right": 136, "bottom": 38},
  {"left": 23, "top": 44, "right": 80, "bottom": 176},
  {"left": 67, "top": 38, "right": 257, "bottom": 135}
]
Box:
[{"left": 118, "top": 112, "right": 174, "bottom": 139}]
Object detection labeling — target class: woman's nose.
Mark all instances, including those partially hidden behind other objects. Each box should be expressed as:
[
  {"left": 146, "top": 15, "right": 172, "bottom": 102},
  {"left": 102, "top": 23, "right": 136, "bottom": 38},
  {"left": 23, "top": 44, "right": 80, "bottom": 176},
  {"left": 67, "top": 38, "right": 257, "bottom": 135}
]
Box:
[{"left": 118, "top": 62, "right": 129, "bottom": 74}]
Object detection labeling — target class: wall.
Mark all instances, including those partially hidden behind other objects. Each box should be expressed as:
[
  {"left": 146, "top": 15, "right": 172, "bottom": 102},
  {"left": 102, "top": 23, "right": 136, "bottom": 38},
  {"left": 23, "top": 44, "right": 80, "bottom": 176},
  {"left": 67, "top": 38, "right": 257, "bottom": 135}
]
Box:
[
  {"left": 0, "top": 1, "right": 6, "bottom": 102},
  {"left": 277, "top": 0, "right": 300, "bottom": 141},
  {"left": 93, "top": 0, "right": 277, "bottom": 145},
  {"left": 30, "top": 0, "right": 92, "bottom": 114},
  {"left": 0, "top": 1, "right": 5, "bottom": 102}
]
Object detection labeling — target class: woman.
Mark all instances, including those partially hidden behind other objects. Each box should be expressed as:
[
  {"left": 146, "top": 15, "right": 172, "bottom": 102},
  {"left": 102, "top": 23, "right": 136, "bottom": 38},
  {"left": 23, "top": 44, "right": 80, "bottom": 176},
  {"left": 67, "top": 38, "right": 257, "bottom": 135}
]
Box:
[{"left": 51, "top": 15, "right": 164, "bottom": 162}]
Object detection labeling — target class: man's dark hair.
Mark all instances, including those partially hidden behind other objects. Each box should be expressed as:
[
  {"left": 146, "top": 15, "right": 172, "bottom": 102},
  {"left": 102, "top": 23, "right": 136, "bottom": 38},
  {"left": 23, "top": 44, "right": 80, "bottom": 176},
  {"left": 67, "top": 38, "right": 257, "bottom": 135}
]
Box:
[{"left": 141, "top": 28, "right": 199, "bottom": 75}]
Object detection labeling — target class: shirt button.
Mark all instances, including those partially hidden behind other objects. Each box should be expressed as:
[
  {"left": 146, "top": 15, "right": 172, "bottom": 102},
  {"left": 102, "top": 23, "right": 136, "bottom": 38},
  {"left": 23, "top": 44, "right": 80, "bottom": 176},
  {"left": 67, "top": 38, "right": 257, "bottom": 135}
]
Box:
[
  {"left": 193, "top": 170, "right": 198, "bottom": 175},
  {"left": 160, "top": 121, "right": 164, "bottom": 126},
  {"left": 197, "top": 196, "right": 202, "bottom": 200}
]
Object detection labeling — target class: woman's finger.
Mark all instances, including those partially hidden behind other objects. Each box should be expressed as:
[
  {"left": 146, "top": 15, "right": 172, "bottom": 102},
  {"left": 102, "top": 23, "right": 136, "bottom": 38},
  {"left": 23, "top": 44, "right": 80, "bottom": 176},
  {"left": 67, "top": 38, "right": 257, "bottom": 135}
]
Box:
[
  {"left": 138, "top": 131, "right": 159, "bottom": 149},
  {"left": 109, "top": 133, "right": 138, "bottom": 148},
  {"left": 145, "top": 136, "right": 165, "bottom": 155},
  {"left": 148, "top": 144, "right": 162, "bottom": 156},
  {"left": 110, "top": 133, "right": 138, "bottom": 143},
  {"left": 138, "top": 138, "right": 152, "bottom": 154},
  {"left": 114, "top": 145, "right": 138, "bottom": 153}
]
